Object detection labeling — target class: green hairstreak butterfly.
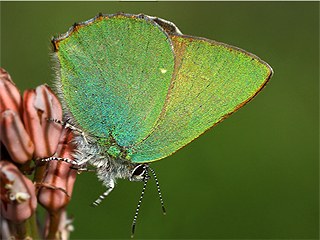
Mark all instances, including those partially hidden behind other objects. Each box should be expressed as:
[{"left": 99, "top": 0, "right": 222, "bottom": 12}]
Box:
[{"left": 50, "top": 12, "right": 273, "bottom": 236}]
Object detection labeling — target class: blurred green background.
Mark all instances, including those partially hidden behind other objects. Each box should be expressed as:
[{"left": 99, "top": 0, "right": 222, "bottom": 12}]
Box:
[{"left": 1, "top": 1, "right": 318, "bottom": 239}]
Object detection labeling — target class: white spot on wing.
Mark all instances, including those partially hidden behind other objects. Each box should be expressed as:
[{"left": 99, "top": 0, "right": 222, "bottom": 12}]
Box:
[{"left": 160, "top": 68, "right": 167, "bottom": 74}]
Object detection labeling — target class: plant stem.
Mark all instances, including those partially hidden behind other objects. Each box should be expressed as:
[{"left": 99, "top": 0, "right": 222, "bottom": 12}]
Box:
[
  {"left": 25, "top": 214, "right": 41, "bottom": 239},
  {"left": 46, "top": 208, "right": 63, "bottom": 240}
]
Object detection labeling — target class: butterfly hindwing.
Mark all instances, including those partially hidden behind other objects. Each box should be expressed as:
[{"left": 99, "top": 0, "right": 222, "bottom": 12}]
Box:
[{"left": 129, "top": 34, "right": 273, "bottom": 163}]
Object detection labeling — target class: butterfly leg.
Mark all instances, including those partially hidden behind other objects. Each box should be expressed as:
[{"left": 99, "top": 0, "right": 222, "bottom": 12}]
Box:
[
  {"left": 47, "top": 118, "right": 89, "bottom": 144},
  {"left": 41, "top": 157, "right": 94, "bottom": 176},
  {"left": 41, "top": 156, "right": 79, "bottom": 165},
  {"left": 92, "top": 180, "right": 115, "bottom": 207},
  {"left": 70, "top": 165, "right": 96, "bottom": 173}
]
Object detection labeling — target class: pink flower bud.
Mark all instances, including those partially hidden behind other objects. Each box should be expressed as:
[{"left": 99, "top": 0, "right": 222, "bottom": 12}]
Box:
[
  {"left": 0, "top": 161, "right": 37, "bottom": 223},
  {"left": 0, "top": 110, "right": 34, "bottom": 163},
  {"left": 23, "top": 85, "right": 63, "bottom": 159},
  {"left": 0, "top": 68, "right": 13, "bottom": 82},
  {"left": 0, "top": 69, "right": 22, "bottom": 114},
  {"left": 0, "top": 69, "right": 34, "bottom": 163},
  {"left": 38, "top": 130, "right": 77, "bottom": 211},
  {"left": 0, "top": 68, "right": 77, "bottom": 238}
]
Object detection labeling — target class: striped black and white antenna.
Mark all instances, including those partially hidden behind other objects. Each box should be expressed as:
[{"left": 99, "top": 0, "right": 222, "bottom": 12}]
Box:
[
  {"left": 131, "top": 165, "right": 166, "bottom": 238},
  {"left": 131, "top": 165, "right": 149, "bottom": 238},
  {"left": 149, "top": 166, "right": 166, "bottom": 215}
]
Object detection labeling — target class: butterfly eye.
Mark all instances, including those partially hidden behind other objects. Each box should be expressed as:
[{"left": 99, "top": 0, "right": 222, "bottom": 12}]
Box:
[{"left": 130, "top": 164, "right": 147, "bottom": 181}]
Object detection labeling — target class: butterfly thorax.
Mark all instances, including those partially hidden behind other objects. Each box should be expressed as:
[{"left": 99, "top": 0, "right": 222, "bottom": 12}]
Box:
[
  {"left": 96, "top": 137, "right": 131, "bottom": 161},
  {"left": 72, "top": 134, "right": 139, "bottom": 187}
]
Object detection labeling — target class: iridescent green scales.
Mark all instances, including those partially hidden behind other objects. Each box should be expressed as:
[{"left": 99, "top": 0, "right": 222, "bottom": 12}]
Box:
[
  {"left": 54, "top": 13, "right": 273, "bottom": 164},
  {"left": 56, "top": 15, "right": 174, "bottom": 147},
  {"left": 130, "top": 36, "right": 271, "bottom": 162}
]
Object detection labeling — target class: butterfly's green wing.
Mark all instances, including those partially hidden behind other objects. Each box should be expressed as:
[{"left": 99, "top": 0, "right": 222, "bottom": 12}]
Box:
[
  {"left": 53, "top": 14, "right": 174, "bottom": 146},
  {"left": 129, "top": 34, "right": 273, "bottom": 163},
  {"left": 54, "top": 14, "right": 272, "bottom": 162}
]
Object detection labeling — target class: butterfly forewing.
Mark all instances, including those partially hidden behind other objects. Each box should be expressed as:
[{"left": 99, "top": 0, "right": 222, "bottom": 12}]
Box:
[{"left": 55, "top": 15, "right": 175, "bottom": 147}]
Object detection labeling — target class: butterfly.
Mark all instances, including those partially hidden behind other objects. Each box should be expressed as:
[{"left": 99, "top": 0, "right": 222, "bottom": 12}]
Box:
[{"left": 48, "top": 12, "right": 273, "bottom": 236}]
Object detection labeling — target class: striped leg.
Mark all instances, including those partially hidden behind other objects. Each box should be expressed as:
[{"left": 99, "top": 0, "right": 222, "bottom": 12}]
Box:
[
  {"left": 92, "top": 180, "right": 115, "bottom": 207},
  {"left": 47, "top": 118, "right": 89, "bottom": 144},
  {"left": 42, "top": 156, "right": 79, "bottom": 165},
  {"left": 70, "top": 166, "right": 96, "bottom": 173}
]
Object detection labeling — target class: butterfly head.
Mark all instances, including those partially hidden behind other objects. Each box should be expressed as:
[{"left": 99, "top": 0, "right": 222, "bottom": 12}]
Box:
[{"left": 129, "top": 164, "right": 149, "bottom": 182}]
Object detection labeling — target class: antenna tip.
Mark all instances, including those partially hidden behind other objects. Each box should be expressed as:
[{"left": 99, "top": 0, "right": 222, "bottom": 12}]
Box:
[
  {"left": 162, "top": 206, "right": 167, "bottom": 215},
  {"left": 131, "top": 224, "right": 136, "bottom": 238}
]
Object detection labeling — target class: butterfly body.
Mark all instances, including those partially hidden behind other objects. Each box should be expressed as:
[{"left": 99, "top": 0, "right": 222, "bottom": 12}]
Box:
[{"left": 72, "top": 135, "right": 135, "bottom": 186}]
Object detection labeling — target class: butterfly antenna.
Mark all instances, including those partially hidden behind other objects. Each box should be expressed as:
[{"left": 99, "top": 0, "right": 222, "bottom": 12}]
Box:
[
  {"left": 149, "top": 167, "right": 166, "bottom": 215},
  {"left": 131, "top": 166, "right": 149, "bottom": 238}
]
